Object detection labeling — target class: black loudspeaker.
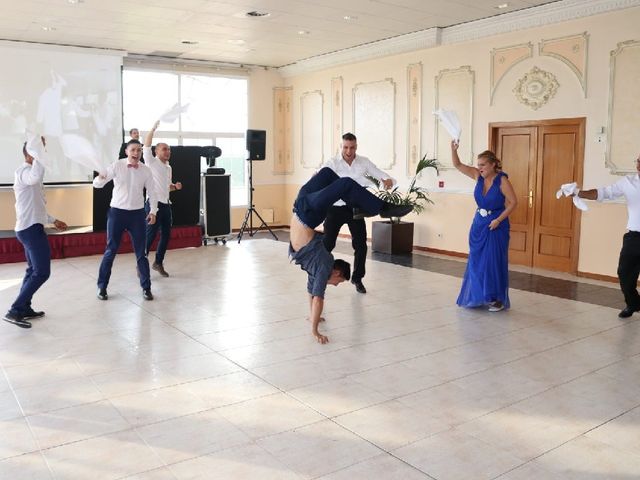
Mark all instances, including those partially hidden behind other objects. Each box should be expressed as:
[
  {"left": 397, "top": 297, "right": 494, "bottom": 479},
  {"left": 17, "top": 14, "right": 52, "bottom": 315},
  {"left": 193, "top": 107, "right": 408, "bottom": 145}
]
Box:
[
  {"left": 202, "top": 174, "right": 231, "bottom": 237},
  {"left": 246, "top": 129, "right": 266, "bottom": 160}
]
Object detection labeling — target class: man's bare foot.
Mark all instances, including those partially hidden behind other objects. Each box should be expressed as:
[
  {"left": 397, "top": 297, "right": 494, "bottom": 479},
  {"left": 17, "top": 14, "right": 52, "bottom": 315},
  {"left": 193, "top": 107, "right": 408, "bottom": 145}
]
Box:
[{"left": 314, "top": 332, "right": 329, "bottom": 344}]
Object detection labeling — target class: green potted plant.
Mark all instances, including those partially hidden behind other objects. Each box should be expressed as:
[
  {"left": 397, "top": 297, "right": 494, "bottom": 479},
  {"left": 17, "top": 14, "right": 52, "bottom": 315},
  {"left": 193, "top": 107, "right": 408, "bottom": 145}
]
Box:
[{"left": 367, "top": 155, "right": 438, "bottom": 254}]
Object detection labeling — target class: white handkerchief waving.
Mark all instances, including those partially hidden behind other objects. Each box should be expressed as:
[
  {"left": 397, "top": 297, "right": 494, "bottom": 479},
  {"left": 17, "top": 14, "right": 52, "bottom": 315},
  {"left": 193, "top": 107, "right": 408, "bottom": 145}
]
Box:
[
  {"left": 159, "top": 103, "right": 190, "bottom": 123},
  {"left": 25, "top": 131, "right": 51, "bottom": 167},
  {"left": 556, "top": 182, "right": 588, "bottom": 211},
  {"left": 433, "top": 109, "right": 461, "bottom": 142}
]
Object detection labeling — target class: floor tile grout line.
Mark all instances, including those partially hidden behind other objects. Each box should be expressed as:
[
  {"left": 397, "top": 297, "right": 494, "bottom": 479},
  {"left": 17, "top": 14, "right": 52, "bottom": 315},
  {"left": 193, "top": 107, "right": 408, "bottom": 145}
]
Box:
[{"left": 489, "top": 402, "right": 640, "bottom": 479}]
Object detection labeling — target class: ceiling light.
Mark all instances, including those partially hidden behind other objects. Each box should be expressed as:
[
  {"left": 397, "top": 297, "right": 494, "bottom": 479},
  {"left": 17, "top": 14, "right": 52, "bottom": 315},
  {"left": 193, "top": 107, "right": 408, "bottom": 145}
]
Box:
[
  {"left": 227, "top": 39, "right": 246, "bottom": 45},
  {"left": 246, "top": 11, "right": 270, "bottom": 17},
  {"left": 343, "top": 15, "right": 358, "bottom": 21},
  {"left": 297, "top": 30, "right": 310, "bottom": 35},
  {"left": 41, "top": 25, "right": 56, "bottom": 31},
  {"left": 67, "top": 0, "right": 84, "bottom": 4},
  {"left": 496, "top": 3, "right": 509, "bottom": 8}
]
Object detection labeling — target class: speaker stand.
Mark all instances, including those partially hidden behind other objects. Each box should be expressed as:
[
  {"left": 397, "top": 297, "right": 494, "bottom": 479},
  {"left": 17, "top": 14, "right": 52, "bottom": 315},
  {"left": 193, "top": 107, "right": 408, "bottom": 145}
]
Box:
[{"left": 237, "top": 158, "right": 278, "bottom": 243}]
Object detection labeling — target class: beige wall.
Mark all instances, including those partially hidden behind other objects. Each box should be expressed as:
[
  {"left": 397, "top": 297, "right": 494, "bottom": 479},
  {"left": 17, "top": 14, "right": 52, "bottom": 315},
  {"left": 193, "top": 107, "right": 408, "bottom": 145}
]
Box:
[
  {"left": 282, "top": 7, "right": 640, "bottom": 278},
  {"left": 0, "top": 186, "right": 93, "bottom": 230}
]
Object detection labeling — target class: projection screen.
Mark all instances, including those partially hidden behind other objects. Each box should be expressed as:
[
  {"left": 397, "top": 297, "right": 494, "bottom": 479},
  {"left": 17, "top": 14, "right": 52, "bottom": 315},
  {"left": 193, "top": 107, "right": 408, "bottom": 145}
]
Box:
[{"left": 0, "top": 41, "right": 123, "bottom": 185}]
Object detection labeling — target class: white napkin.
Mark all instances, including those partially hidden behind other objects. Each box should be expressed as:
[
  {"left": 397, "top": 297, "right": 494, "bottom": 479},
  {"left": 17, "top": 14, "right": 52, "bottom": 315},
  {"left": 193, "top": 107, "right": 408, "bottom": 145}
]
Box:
[
  {"left": 433, "top": 109, "right": 461, "bottom": 141},
  {"left": 556, "top": 182, "right": 588, "bottom": 211},
  {"left": 59, "top": 133, "right": 109, "bottom": 173},
  {"left": 159, "top": 103, "right": 190, "bottom": 122},
  {"left": 25, "top": 131, "right": 51, "bottom": 168}
]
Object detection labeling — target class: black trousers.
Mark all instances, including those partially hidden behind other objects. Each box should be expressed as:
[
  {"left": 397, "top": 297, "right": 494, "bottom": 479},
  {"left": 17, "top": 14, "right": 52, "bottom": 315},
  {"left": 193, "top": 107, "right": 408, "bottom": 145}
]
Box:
[
  {"left": 618, "top": 231, "right": 640, "bottom": 308},
  {"left": 322, "top": 205, "right": 367, "bottom": 281}
]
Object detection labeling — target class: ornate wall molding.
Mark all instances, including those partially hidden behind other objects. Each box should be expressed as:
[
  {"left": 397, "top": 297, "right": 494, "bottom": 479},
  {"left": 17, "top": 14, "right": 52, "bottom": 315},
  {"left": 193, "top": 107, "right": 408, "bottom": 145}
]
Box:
[
  {"left": 490, "top": 43, "right": 533, "bottom": 105},
  {"left": 353, "top": 78, "right": 396, "bottom": 170},
  {"left": 279, "top": 0, "right": 640, "bottom": 77},
  {"left": 513, "top": 66, "right": 559, "bottom": 110},
  {"left": 331, "top": 77, "right": 343, "bottom": 156},
  {"left": 407, "top": 63, "right": 422, "bottom": 174},
  {"left": 539, "top": 32, "right": 589, "bottom": 96},
  {"left": 273, "top": 87, "right": 293, "bottom": 174},
  {"left": 300, "top": 90, "right": 324, "bottom": 169},
  {"left": 606, "top": 40, "right": 640, "bottom": 175},
  {"left": 435, "top": 66, "right": 474, "bottom": 169}
]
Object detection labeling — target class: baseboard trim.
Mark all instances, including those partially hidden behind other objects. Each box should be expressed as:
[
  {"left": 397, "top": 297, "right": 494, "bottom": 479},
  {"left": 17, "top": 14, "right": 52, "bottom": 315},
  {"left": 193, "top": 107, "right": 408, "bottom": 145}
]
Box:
[
  {"left": 576, "top": 271, "right": 618, "bottom": 284},
  {"left": 413, "top": 245, "right": 469, "bottom": 258}
]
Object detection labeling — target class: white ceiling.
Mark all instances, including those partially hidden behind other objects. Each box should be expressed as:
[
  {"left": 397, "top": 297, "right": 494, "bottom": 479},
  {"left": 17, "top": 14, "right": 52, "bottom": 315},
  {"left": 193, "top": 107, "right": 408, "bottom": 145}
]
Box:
[{"left": 0, "top": 0, "right": 561, "bottom": 67}]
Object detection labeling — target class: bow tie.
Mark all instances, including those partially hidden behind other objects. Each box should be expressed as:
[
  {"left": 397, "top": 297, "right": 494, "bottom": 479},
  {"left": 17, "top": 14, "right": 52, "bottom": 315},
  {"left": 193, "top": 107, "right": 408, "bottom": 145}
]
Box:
[{"left": 127, "top": 163, "right": 139, "bottom": 169}]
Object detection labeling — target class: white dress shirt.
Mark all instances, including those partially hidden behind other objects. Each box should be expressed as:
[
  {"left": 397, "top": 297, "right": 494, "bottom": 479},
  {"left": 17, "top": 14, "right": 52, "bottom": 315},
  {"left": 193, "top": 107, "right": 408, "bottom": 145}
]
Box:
[
  {"left": 93, "top": 159, "right": 158, "bottom": 214},
  {"left": 143, "top": 146, "right": 172, "bottom": 204},
  {"left": 597, "top": 174, "right": 640, "bottom": 231},
  {"left": 321, "top": 153, "right": 395, "bottom": 206},
  {"left": 13, "top": 159, "right": 56, "bottom": 232}
]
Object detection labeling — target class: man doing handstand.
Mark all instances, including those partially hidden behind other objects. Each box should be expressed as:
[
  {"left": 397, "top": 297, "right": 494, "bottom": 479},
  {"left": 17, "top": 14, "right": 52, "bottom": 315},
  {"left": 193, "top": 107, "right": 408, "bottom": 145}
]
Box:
[{"left": 289, "top": 167, "right": 412, "bottom": 343}]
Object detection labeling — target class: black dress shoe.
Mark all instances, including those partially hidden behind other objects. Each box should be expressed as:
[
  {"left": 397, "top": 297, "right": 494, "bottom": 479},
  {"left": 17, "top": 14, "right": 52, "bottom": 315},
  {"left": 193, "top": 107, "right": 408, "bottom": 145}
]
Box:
[
  {"left": 352, "top": 279, "right": 367, "bottom": 294},
  {"left": 380, "top": 203, "right": 413, "bottom": 218},
  {"left": 97, "top": 288, "right": 108, "bottom": 301},
  {"left": 23, "top": 309, "right": 45, "bottom": 320},
  {"left": 618, "top": 306, "right": 639, "bottom": 318},
  {"left": 3, "top": 312, "right": 32, "bottom": 329},
  {"left": 142, "top": 289, "right": 154, "bottom": 301}
]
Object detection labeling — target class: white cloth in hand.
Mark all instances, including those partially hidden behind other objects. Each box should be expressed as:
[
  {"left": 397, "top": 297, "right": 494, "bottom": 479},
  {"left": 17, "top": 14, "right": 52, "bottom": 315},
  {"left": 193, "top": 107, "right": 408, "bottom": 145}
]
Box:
[
  {"left": 433, "top": 109, "right": 461, "bottom": 141},
  {"left": 556, "top": 182, "right": 588, "bottom": 211},
  {"left": 24, "top": 131, "right": 51, "bottom": 168},
  {"left": 159, "top": 103, "right": 190, "bottom": 122}
]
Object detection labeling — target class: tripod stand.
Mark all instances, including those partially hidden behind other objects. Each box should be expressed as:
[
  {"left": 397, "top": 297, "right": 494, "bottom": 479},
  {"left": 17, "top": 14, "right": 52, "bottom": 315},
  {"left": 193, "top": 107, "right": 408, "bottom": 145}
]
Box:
[{"left": 237, "top": 158, "right": 278, "bottom": 243}]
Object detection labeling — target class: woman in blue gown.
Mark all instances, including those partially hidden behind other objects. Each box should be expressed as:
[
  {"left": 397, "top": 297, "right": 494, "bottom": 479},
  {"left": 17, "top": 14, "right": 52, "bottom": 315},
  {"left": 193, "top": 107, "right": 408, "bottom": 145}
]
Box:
[{"left": 451, "top": 141, "right": 517, "bottom": 311}]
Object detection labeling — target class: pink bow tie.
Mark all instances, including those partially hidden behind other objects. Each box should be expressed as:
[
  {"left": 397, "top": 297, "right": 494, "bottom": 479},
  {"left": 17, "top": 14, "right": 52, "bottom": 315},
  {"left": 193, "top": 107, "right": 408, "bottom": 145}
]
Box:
[{"left": 127, "top": 163, "right": 139, "bottom": 169}]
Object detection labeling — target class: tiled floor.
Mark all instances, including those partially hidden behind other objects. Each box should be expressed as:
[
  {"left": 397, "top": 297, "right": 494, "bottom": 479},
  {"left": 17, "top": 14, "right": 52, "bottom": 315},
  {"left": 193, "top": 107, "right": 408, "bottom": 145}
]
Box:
[{"left": 1, "top": 234, "right": 639, "bottom": 479}]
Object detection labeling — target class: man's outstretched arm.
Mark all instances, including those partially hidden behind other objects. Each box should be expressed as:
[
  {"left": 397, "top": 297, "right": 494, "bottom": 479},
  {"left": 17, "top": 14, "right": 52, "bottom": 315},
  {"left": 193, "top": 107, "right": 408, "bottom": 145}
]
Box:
[{"left": 310, "top": 295, "right": 328, "bottom": 344}]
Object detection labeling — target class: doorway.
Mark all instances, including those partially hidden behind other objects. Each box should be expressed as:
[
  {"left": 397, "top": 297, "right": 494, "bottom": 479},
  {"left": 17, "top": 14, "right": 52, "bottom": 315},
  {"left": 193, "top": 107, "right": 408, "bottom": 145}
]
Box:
[{"left": 489, "top": 118, "right": 585, "bottom": 273}]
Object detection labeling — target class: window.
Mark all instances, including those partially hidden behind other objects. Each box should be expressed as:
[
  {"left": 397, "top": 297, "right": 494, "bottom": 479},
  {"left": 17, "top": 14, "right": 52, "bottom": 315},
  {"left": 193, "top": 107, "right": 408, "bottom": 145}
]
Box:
[{"left": 122, "top": 69, "right": 248, "bottom": 206}]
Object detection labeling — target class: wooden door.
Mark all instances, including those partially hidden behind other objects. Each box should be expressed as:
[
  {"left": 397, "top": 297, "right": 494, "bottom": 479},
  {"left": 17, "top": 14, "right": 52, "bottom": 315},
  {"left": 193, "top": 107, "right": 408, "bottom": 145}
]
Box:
[
  {"left": 494, "top": 127, "right": 537, "bottom": 266},
  {"left": 533, "top": 124, "right": 584, "bottom": 271},
  {"left": 490, "top": 119, "right": 585, "bottom": 273}
]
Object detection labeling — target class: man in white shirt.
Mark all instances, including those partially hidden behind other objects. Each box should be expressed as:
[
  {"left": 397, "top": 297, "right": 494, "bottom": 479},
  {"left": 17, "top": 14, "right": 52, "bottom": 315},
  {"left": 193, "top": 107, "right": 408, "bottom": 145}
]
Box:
[
  {"left": 93, "top": 139, "right": 158, "bottom": 301},
  {"left": 143, "top": 121, "right": 182, "bottom": 277},
  {"left": 577, "top": 152, "right": 640, "bottom": 318},
  {"left": 4, "top": 137, "right": 67, "bottom": 329},
  {"left": 322, "top": 132, "right": 395, "bottom": 294}
]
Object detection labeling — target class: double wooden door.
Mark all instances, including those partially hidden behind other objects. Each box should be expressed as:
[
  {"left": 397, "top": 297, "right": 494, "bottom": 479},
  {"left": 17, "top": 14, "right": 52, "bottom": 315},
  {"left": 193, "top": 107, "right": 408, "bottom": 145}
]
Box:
[{"left": 489, "top": 118, "right": 585, "bottom": 272}]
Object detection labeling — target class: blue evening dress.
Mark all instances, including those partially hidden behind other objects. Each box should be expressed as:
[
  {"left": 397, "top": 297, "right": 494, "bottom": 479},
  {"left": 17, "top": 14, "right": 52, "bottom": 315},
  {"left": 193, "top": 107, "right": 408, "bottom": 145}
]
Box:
[{"left": 456, "top": 171, "right": 511, "bottom": 309}]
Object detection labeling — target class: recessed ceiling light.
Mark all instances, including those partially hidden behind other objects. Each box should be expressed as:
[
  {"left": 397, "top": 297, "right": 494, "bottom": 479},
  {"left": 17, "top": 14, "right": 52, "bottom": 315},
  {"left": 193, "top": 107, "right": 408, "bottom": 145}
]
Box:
[
  {"left": 246, "top": 11, "right": 270, "bottom": 17},
  {"left": 181, "top": 40, "right": 199, "bottom": 45},
  {"left": 297, "top": 30, "right": 310, "bottom": 35},
  {"left": 496, "top": 3, "right": 509, "bottom": 8},
  {"left": 227, "top": 39, "right": 246, "bottom": 45},
  {"left": 67, "top": 0, "right": 85, "bottom": 4},
  {"left": 41, "top": 25, "right": 56, "bottom": 31},
  {"left": 343, "top": 15, "right": 358, "bottom": 21}
]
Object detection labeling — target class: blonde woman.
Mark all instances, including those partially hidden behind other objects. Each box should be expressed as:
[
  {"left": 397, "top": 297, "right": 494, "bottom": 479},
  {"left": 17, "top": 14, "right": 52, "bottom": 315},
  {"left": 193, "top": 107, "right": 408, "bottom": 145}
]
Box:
[{"left": 452, "top": 141, "right": 517, "bottom": 311}]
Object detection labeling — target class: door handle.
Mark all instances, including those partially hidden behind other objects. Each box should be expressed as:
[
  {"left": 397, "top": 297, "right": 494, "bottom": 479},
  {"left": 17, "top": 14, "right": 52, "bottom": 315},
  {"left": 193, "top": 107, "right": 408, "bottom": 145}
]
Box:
[{"left": 528, "top": 190, "right": 533, "bottom": 208}]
